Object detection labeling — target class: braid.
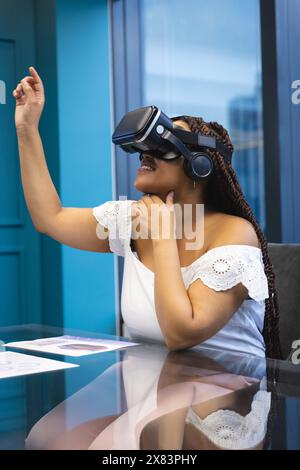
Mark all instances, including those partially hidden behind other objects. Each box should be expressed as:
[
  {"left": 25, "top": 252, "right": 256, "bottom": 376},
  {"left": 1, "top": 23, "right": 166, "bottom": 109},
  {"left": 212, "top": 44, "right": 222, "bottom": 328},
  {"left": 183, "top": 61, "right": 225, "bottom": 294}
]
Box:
[
  {"left": 180, "top": 115, "right": 282, "bottom": 448},
  {"left": 180, "top": 115, "right": 282, "bottom": 361}
]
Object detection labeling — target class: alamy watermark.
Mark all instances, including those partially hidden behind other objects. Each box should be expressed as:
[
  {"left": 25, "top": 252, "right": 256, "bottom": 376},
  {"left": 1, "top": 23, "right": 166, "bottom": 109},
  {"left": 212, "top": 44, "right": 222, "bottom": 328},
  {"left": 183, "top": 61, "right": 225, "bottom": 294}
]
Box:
[
  {"left": 291, "top": 339, "right": 300, "bottom": 365},
  {"left": 291, "top": 80, "right": 300, "bottom": 105},
  {"left": 96, "top": 197, "right": 205, "bottom": 251},
  {"left": 0, "top": 80, "right": 6, "bottom": 105}
]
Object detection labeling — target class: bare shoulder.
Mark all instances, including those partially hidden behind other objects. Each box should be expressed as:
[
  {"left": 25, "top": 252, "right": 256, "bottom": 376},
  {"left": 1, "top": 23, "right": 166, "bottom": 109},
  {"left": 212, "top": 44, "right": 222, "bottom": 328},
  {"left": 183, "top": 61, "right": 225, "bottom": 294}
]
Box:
[{"left": 206, "top": 211, "right": 260, "bottom": 249}]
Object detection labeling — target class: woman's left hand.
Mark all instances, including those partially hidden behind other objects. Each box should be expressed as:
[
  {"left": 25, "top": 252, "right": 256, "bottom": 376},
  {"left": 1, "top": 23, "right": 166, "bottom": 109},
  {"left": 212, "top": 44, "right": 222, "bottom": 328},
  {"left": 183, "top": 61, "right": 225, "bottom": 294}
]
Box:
[{"left": 133, "top": 192, "right": 176, "bottom": 240}]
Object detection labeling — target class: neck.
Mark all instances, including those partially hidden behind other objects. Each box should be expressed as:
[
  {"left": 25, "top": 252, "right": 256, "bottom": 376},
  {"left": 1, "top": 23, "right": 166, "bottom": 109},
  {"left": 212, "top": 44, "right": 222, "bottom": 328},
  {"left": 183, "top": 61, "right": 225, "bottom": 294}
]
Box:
[
  {"left": 157, "top": 184, "right": 214, "bottom": 227},
  {"left": 158, "top": 184, "right": 206, "bottom": 209}
]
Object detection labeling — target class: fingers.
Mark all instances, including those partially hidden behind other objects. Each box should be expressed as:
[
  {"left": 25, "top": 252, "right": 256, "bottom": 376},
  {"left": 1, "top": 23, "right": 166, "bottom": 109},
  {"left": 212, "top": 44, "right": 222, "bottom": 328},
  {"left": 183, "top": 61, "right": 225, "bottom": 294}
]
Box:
[
  {"left": 147, "top": 194, "right": 160, "bottom": 203},
  {"left": 20, "top": 77, "right": 35, "bottom": 101},
  {"left": 12, "top": 77, "right": 34, "bottom": 99},
  {"left": 12, "top": 66, "right": 44, "bottom": 101},
  {"left": 165, "top": 191, "right": 174, "bottom": 207},
  {"left": 29, "top": 66, "right": 42, "bottom": 83},
  {"left": 12, "top": 83, "right": 22, "bottom": 98},
  {"left": 131, "top": 202, "right": 141, "bottom": 218},
  {"left": 29, "top": 66, "right": 44, "bottom": 91},
  {"left": 136, "top": 200, "right": 148, "bottom": 214},
  {"left": 142, "top": 193, "right": 174, "bottom": 208},
  {"left": 140, "top": 194, "right": 153, "bottom": 207},
  {"left": 12, "top": 83, "right": 26, "bottom": 104}
]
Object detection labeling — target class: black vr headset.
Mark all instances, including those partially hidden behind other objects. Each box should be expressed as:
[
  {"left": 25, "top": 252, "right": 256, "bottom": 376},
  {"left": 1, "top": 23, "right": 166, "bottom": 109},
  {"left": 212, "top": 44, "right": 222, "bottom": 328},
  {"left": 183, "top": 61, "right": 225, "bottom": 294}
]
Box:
[{"left": 112, "top": 105, "right": 233, "bottom": 181}]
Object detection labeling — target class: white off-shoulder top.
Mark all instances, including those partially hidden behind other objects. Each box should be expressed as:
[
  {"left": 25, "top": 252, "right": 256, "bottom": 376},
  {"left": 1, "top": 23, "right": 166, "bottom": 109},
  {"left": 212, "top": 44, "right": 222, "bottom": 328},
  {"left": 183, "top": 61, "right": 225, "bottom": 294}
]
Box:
[{"left": 92, "top": 200, "right": 269, "bottom": 358}]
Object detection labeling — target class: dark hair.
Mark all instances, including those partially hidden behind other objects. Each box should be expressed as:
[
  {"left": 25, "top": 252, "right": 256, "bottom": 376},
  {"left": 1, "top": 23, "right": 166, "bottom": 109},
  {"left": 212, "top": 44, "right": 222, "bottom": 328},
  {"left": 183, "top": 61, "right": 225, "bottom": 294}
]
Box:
[{"left": 179, "top": 115, "right": 282, "bottom": 361}]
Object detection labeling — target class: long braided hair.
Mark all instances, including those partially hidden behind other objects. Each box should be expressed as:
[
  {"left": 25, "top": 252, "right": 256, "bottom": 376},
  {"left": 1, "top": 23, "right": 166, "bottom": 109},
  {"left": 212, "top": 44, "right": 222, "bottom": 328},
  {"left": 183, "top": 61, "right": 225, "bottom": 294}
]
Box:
[
  {"left": 179, "top": 115, "right": 282, "bottom": 361},
  {"left": 179, "top": 115, "right": 281, "bottom": 448}
]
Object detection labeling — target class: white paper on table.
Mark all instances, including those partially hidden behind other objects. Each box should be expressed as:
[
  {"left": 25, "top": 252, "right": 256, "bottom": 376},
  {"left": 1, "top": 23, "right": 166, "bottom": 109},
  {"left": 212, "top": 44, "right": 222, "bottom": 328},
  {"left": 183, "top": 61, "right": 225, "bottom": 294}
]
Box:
[
  {"left": 5, "top": 335, "right": 140, "bottom": 357},
  {"left": 0, "top": 351, "right": 78, "bottom": 379}
]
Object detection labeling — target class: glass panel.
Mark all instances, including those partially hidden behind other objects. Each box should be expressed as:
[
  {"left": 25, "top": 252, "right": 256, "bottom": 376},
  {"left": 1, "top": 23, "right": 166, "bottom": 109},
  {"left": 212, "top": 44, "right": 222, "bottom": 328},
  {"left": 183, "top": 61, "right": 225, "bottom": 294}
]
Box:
[{"left": 139, "top": 0, "right": 265, "bottom": 229}]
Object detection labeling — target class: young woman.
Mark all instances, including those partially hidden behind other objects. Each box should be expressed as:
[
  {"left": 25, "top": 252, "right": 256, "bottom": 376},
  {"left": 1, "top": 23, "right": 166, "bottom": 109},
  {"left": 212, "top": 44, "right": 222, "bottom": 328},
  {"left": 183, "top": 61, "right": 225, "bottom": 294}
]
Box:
[{"left": 13, "top": 67, "right": 282, "bottom": 360}]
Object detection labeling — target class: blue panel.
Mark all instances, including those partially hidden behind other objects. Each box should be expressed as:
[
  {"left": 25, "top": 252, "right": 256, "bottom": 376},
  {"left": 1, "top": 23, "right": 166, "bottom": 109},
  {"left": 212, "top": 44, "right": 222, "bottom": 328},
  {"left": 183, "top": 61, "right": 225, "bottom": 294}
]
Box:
[
  {"left": 0, "top": 378, "right": 26, "bottom": 438},
  {"left": 0, "top": 0, "right": 40, "bottom": 439},
  {"left": 35, "top": 0, "right": 64, "bottom": 328},
  {"left": 0, "top": 0, "right": 41, "bottom": 327},
  {"left": 287, "top": 1, "right": 300, "bottom": 241},
  {"left": 56, "top": 0, "right": 116, "bottom": 333},
  {"left": 286, "top": 397, "right": 300, "bottom": 449},
  {"left": 0, "top": 252, "right": 22, "bottom": 326},
  {"left": 0, "top": 40, "right": 21, "bottom": 224}
]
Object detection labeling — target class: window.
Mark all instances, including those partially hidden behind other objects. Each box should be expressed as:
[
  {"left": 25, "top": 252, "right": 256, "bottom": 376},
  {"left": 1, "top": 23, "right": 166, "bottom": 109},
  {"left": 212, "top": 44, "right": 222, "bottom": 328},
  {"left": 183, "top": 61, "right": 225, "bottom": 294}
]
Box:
[{"left": 138, "top": 0, "right": 265, "bottom": 228}]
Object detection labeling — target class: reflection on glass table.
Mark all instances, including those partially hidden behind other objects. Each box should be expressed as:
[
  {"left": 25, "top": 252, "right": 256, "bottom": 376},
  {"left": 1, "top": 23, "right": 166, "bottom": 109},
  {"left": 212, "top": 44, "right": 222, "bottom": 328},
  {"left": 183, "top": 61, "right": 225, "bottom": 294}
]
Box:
[{"left": 0, "top": 325, "right": 299, "bottom": 450}]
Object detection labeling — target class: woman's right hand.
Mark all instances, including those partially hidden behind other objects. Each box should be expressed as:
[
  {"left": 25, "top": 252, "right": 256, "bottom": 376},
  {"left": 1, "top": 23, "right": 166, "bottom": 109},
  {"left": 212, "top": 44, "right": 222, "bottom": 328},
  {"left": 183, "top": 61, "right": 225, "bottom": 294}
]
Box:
[{"left": 12, "top": 66, "right": 45, "bottom": 130}]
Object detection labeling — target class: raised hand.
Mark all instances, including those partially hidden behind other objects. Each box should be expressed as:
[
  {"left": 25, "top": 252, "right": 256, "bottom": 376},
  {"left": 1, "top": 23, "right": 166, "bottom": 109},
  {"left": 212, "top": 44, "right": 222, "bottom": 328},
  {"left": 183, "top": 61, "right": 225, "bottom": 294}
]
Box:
[{"left": 12, "top": 66, "right": 45, "bottom": 130}]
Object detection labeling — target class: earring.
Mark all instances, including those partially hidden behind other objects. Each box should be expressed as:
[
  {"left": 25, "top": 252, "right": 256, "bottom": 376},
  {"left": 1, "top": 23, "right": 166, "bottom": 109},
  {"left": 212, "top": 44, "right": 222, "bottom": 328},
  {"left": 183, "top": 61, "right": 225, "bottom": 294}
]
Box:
[{"left": 193, "top": 180, "right": 196, "bottom": 190}]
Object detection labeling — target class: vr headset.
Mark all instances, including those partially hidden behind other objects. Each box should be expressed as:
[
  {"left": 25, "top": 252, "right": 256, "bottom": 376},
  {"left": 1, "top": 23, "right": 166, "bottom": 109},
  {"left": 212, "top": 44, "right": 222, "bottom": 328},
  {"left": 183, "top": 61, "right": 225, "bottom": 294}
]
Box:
[{"left": 112, "top": 105, "right": 233, "bottom": 181}]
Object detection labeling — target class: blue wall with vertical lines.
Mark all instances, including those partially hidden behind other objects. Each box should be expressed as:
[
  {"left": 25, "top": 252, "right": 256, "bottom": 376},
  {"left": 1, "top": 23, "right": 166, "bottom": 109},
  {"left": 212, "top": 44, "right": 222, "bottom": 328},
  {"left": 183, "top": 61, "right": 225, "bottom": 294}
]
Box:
[
  {"left": 276, "top": 0, "right": 300, "bottom": 243},
  {"left": 54, "top": 0, "right": 116, "bottom": 333}
]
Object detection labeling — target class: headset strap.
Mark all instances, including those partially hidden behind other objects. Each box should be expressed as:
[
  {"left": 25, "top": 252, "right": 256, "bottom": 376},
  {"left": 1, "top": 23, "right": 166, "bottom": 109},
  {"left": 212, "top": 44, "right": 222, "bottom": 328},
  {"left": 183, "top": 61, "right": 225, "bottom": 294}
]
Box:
[{"left": 170, "top": 116, "right": 233, "bottom": 163}]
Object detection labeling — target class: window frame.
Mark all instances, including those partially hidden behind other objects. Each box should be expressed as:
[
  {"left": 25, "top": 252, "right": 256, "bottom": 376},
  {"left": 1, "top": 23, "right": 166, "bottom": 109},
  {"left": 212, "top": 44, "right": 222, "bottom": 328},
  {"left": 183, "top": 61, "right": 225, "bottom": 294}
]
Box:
[{"left": 111, "top": 0, "right": 282, "bottom": 239}]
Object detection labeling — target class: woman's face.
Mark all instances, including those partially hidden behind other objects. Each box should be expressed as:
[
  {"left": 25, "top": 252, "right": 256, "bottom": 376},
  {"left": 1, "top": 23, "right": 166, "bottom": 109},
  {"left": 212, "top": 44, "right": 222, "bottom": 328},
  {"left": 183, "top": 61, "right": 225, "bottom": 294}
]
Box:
[{"left": 133, "top": 119, "right": 194, "bottom": 196}]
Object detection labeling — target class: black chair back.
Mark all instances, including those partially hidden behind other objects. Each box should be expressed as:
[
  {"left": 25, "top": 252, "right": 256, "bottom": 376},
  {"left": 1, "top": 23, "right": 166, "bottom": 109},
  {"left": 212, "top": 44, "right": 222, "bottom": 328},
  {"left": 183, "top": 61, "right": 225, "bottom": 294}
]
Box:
[{"left": 268, "top": 243, "right": 300, "bottom": 359}]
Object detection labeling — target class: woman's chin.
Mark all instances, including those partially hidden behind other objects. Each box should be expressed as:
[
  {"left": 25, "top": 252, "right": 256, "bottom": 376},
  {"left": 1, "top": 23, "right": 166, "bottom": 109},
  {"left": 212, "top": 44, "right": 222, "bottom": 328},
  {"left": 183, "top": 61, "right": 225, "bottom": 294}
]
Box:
[
  {"left": 134, "top": 177, "right": 155, "bottom": 193},
  {"left": 134, "top": 175, "right": 171, "bottom": 195}
]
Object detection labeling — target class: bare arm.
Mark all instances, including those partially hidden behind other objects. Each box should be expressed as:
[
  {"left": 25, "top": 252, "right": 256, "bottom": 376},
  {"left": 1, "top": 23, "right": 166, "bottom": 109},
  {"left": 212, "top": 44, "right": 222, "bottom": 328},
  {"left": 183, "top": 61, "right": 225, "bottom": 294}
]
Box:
[{"left": 13, "top": 66, "right": 110, "bottom": 253}]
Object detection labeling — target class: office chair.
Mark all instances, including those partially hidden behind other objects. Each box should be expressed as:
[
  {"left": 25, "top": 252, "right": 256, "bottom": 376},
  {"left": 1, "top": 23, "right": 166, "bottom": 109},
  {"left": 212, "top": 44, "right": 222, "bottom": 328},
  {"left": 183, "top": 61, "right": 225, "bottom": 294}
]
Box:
[{"left": 268, "top": 243, "right": 300, "bottom": 360}]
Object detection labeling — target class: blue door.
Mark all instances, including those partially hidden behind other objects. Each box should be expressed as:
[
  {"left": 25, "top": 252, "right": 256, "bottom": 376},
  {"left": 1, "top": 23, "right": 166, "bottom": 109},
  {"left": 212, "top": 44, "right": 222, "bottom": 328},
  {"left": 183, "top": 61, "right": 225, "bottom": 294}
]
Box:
[
  {"left": 0, "top": 0, "right": 41, "bottom": 328},
  {"left": 0, "top": 0, "right": 41, "bottom": 443}
]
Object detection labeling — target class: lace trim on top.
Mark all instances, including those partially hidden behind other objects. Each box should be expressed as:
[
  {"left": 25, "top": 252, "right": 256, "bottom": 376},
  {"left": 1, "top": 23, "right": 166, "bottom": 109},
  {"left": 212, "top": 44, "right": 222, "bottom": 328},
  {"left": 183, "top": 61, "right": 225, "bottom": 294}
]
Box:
[
  {"left": 188, "top": 245, "right": 269, "bottom": 302},
  {"left": 92, "top": 200, "right": 133, "bottom": 256},
  {"left": 185, "top": 377, "right": 271, "bottom": 450}
]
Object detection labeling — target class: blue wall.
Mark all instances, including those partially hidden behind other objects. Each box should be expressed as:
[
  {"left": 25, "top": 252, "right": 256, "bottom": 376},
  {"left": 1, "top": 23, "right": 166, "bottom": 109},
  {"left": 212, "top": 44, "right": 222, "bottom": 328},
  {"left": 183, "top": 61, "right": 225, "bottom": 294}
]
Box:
[
  {"left": 35, "top": 0, "right": 116, "bottom": 333},
  {"left": 35, "top": 0, "right": 64, "bottom": 328},
  {"left": 54, "top": 0, "right": 115, "bottom": 333}
]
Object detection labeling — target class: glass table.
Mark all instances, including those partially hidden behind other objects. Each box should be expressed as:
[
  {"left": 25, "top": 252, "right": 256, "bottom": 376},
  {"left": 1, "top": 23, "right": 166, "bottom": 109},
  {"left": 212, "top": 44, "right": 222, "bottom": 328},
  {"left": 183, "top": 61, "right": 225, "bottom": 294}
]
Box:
[{"left": 0, "top": 324, "right": 299, "bottom": 450}]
